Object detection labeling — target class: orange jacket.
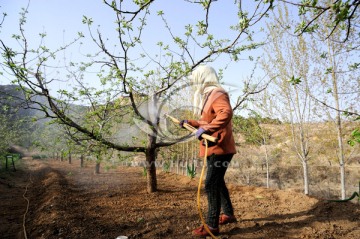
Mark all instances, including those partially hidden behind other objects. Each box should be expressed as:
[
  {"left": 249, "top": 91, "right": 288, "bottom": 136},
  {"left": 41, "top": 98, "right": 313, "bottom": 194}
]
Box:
[{"left": 188, "top": 88, "right": 236, "bottom": 157}]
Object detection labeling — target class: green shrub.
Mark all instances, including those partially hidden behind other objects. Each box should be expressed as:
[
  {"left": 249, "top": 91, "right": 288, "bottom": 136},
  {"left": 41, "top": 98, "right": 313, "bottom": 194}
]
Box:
[{"left": 187, "top": 163, "right": 196, "bottom": 179}]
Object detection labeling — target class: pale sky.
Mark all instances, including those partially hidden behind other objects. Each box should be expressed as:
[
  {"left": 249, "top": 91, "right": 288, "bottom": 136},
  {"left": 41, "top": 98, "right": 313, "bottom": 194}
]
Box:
[{"left": 0, "top": 0, "right": 269, "bottom": 108}]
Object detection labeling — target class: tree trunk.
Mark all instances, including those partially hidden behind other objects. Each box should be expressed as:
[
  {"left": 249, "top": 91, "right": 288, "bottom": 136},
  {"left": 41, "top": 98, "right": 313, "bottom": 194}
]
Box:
[
  {"left": 68, "top": 153, "right": 72, "bottom": 164},
  {"left": 327, "top": 38, "right": 346, "bottom": 200},
  {"left": 145, "top": 150, "right": 157, "bottom": 192},
  {"left": 246, "top": 169, "right": 250, "bottom": 185},
  {"left": 145, "top": 135, "right": 157, "bottom": 193},
  {"left": 182, "top": 143, "right": 185, "bottom": 175},
  {"left": 176, "top": 145, "right": 179, "bottom": 175},
  {"left": 332, "top": 63, "right": 346, "bottom": 200},
  {"left": 336, "top": 109, "right": 346, "bottom": 199},
  {"left": 264, "top": 145, "right": 270, "bottom": 188},
  {"left": 302, "top": 160, "right": 309, "bottom": 195},
  {"left": 95, "top": 162, "right": 100, "bottom": 174},
  {"left": 340, "top": 163, "right": 346, "bottom": 199},
  {"left": 80, "top": 154, "right": 84, "bottom": 168}
]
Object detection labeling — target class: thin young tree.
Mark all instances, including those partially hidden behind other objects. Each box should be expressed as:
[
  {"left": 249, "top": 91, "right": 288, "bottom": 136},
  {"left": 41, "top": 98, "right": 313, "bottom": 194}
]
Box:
[
  {"left": 232, "top": 112, "right": 273, "bottom": 188},
  {"left": 309, "top": 8, "right": 360, "bottom": 200},
  {"left": 261, "top": 4, "right": 317, "bottom": 195}
]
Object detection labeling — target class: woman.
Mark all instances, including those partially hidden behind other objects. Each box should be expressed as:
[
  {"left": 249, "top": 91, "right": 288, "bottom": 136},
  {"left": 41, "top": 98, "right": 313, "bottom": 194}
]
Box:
[{"left": 180, "top": 65, "right": 237, "bottom": 237}]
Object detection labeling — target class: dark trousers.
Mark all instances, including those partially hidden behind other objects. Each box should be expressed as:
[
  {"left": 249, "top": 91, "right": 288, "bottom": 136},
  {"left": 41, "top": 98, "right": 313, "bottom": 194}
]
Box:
[{"left": 205, "top": 153, "right": 234, "bottom": 228}]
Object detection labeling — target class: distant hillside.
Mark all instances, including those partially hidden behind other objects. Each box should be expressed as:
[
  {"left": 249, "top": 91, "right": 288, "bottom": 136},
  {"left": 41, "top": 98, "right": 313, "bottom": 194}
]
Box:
[
  {"left": 0, "top": 84, "right": 91, "bottom": 121},
  {"left": 0, "top": 84, "right": 145, "bottom": 152},
  {"left": 0, "top": 84, "right": 49, "bottom": 119},
  {"left": 0, "top": 85, "right": 88, "bottom": 154}
]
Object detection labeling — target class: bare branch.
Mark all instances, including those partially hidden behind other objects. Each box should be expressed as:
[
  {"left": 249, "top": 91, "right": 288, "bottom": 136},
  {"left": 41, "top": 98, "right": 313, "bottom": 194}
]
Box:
[{"left": 103, "top": 0, "right": 155, "bottom": 22}]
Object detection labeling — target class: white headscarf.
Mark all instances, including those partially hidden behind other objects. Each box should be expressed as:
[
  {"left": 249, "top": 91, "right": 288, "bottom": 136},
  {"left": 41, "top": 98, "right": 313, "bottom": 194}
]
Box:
[{"left": 189, "top": 65, "right": 223, "bottom": 116}]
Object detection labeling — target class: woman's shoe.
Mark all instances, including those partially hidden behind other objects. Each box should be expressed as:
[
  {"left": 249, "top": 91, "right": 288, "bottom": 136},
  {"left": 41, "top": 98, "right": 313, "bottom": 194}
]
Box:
[
  {"left": 192, "top": 225, "right": 219, "bottom": 237},
  {"left": 219, "top": 214, "right": 237, "bottom": 225}
]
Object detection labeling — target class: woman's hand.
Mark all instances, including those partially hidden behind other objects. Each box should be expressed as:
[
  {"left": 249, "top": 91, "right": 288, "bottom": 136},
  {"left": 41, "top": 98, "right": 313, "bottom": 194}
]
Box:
[
  {"left": 179, "top": 120, "right": 188, "bottom": 128},
  {"left": 195, "top": 128, "right": 206, "bottom": 140}
]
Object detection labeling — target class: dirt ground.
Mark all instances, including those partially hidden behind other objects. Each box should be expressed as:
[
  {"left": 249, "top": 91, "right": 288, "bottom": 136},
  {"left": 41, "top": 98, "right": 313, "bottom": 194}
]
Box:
[{"left": 1, "top": 158, "right": 360, "bottom": 239}]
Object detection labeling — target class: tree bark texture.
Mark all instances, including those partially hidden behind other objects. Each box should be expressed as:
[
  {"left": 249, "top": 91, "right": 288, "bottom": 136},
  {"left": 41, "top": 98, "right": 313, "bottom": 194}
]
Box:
[
  {"left": 95, "top": 162, "right": 100, "bottom": 174},
  {"left": 146, "top": 135, "right": 157, "bottom": 193}
]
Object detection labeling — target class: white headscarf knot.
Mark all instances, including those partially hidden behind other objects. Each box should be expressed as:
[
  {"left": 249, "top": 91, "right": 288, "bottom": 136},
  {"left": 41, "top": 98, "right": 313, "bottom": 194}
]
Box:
[{"left": 189, "top": 65, "right": 223, "bottom": 116}]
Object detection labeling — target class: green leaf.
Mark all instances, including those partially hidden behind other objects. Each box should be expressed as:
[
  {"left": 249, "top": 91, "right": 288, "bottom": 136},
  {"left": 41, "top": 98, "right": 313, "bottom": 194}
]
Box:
[
  {"left": 349, "top": 62, "right": 360, "bottom": 70},
  {"left": 348, "top": 129, "right": 360, "bottom": 146},
  {"left": 294, "top": 20, "right": 307, "bottom": 34},
  {"left": 325, "top": 67, "right": 333, "bottom": 74},
  {"left": 82, "top": 15, "right": 93, "bottom": 25},
  {"left": 288, "top": 76, "right": 302, "bottom": 85},
  {"left": 320, "top": 52, "right": 327, "bottom": 59}
]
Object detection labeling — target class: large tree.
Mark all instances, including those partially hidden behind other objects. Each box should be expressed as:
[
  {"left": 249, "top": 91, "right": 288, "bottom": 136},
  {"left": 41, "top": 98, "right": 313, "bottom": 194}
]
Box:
[{"left": 0, "top": 0, "right": 273, "bottom": 192}]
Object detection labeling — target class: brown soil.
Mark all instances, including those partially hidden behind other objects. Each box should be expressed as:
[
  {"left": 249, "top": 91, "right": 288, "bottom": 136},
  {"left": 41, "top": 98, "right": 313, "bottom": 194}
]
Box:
[{"left": 1, "top": 158, "right": 359, "bottom": 239}]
